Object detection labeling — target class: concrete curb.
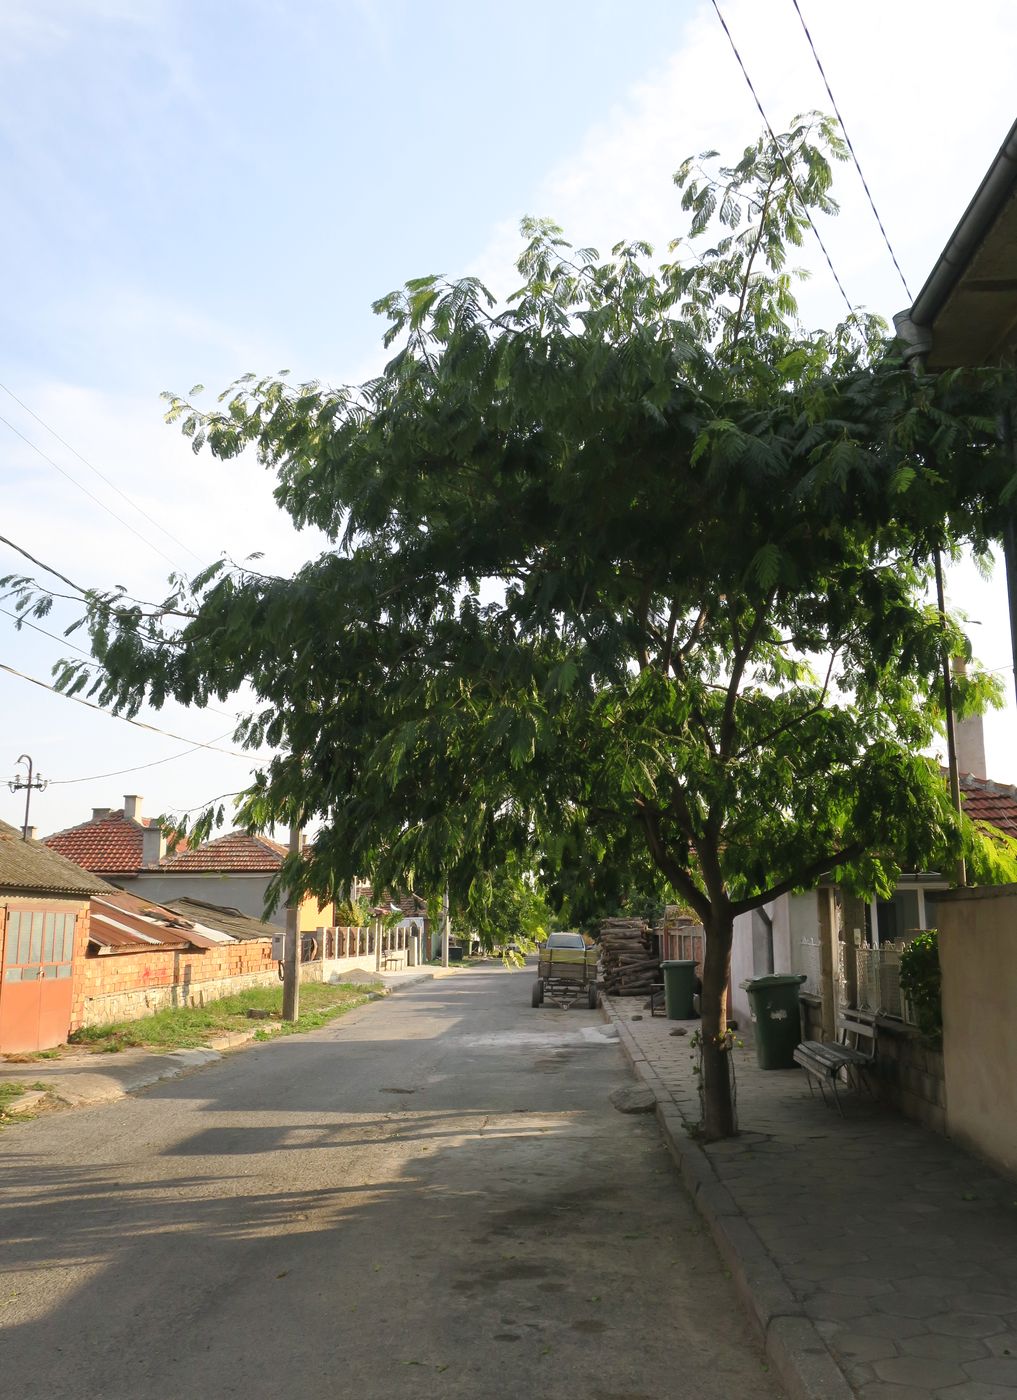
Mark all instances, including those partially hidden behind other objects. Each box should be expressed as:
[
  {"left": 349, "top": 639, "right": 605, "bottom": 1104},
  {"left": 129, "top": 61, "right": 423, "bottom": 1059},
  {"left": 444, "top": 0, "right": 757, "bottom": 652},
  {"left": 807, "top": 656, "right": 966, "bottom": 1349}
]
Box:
[{"left": 602, "top": 994, "right": 854, "bottom": 1400}]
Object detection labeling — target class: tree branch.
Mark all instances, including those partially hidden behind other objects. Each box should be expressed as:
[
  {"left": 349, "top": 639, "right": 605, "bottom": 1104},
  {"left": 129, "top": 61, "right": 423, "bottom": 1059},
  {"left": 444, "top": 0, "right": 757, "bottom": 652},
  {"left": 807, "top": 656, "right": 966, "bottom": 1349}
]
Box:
[
  {"left": 731, "top": 646, "right": 840, "bottom": 762},
  {"left": 637, "top": 804, "right": 711, "bottom": 923},
  {"left": 729, "top": 841, "right": 865, "bottom": 917}
]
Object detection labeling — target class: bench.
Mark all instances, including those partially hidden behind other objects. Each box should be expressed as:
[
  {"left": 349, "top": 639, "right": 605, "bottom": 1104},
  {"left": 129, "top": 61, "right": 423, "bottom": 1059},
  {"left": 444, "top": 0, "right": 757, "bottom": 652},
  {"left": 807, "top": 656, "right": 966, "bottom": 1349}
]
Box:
[
  {"left": 381, "top": 953, "right": 404, "bottom": 972},
  {"left": 794, "top": 1009, "right": 876, "bottom": 1115}
]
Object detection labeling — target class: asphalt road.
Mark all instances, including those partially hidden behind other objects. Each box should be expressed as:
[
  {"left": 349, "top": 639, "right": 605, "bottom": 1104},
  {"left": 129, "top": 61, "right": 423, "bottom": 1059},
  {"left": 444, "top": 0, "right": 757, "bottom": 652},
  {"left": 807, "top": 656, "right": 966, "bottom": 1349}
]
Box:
[{"left": 1, "top": 964, "right": 782, "bottom": 1400}]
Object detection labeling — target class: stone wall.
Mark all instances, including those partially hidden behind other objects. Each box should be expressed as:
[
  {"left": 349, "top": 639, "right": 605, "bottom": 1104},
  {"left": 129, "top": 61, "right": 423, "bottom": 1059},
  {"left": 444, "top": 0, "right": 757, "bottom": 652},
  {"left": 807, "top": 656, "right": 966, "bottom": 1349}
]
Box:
[
  {"left": 869, "top": 1019, "right": 946, "bottom": 1135},
  {"left": 799, "top": 993, "right": 945, "bottom": 1134}
]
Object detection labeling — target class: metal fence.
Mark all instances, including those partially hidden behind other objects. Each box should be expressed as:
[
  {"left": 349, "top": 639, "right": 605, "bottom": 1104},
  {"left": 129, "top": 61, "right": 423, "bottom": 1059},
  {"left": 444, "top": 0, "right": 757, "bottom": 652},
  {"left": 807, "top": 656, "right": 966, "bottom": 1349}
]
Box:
[{"left": 846, "top": 941, "right": 916, "bottom": 1023}]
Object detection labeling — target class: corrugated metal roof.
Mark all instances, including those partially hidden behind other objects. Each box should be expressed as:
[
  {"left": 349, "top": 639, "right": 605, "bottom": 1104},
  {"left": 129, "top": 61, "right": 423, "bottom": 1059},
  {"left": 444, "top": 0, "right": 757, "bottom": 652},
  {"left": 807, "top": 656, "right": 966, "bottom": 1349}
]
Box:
[
  {"left": 0, "top": 819, "right": 115, "bottom": 896},
  {"left": 88, "top": 893, "right": 233, "bottom": 952},
  {"left": 162, "top": 897, "right": 280, "bottom": 942}
]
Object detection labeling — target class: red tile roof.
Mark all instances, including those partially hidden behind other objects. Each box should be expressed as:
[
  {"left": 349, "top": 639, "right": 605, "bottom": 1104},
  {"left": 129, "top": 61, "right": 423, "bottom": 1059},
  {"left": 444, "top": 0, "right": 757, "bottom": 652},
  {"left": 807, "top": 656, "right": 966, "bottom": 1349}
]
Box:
[
  {"left": 959, "top": 773, "right": 1017, "bottom": 841},
  {"left": 157, "top": 830, "right": 288, "bottom": 873},
  {"left": 43, "top": 809, "right": 164, "bottom": 874}
]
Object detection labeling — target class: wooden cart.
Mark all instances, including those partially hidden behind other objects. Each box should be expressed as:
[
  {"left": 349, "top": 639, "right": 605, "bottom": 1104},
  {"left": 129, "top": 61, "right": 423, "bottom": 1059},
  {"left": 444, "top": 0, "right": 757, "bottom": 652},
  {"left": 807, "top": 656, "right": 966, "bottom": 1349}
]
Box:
[{"left": 533, "top": 937, "right": 599, "bottom": 1010}]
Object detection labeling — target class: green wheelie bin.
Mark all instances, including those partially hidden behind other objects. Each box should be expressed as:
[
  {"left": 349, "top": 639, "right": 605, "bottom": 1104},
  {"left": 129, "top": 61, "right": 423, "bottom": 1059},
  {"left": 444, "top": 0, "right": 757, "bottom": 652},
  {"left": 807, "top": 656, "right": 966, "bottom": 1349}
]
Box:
[
  {"left": 660, "top": 959, "right": 698, "bottom": 1019},
  {"left": 743, "top": 973, "right": 807, "bottom": 1069}
]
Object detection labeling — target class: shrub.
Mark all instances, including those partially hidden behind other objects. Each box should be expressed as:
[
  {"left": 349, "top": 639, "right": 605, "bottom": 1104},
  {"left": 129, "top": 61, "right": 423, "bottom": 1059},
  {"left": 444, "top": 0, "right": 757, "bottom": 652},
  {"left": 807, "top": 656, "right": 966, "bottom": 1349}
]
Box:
[{"left": 899, "top": 931, "right": 942, "bottom": 1043}]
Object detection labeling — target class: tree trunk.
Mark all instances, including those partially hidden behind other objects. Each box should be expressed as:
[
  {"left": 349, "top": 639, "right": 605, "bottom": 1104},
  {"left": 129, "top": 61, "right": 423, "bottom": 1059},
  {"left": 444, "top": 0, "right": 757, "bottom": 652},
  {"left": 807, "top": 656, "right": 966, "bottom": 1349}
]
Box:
[{"left": 700, "top": 906, "right": 737, "bottom": 1140}]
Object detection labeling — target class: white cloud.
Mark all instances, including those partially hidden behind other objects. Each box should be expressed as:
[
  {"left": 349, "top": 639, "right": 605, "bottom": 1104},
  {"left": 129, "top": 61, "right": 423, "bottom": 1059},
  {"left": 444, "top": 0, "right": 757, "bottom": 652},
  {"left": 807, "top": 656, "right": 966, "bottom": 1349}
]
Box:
[{"left": 6, "top": 0, "right": 1017, "bottom": 837}]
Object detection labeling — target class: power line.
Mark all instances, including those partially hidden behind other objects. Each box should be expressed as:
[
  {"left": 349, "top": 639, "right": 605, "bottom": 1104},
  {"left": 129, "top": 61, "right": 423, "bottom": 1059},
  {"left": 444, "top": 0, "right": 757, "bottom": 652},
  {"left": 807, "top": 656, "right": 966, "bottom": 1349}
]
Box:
[
  {"left": 0, "top": 658, "right": 258, "bottom": 758},
  {"left": 0, "top": 412, "right": 181, "bottom": 570},
  {"left": 0, "top": 381, "right": 204, "bottom": 566},
  {"left": 0, "top": 532, "right": 197, "bottom": 627},
  {"left": 708, "top": 0, "right": 854, "bottom": 315},
  {"left": 47, "top": 731, "right": 239, "bottom": 786},
  {"left": 0, "top": 603, "right": 239, "bottom": 719},
  {"left": 165, "top": 788, "right": 245, "bottom": 818},
  {"left": 789, "top": 0, "right": 912, "bottom": 300}
]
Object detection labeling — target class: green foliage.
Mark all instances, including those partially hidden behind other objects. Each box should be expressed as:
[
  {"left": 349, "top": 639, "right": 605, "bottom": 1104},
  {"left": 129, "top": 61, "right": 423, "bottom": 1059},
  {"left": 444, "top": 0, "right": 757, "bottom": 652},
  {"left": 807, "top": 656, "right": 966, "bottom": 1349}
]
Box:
[
  {"left": 8, "top": 115, "right": 1016, "bottom": 1134},
  {"left": 458, "top": 864, "right": 553, "bottom": 951},
  {"left": 334, "top": 896, "right": 372, "bottom": 927},
  {"left": 899, "top": 931, "right": 943, "bottom": 1043}
]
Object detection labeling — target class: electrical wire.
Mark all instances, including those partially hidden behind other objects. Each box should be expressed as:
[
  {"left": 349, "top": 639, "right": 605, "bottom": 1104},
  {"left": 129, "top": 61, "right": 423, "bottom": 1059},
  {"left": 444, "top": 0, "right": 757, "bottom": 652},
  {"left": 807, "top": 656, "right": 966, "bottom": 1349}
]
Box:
[
  {"left": 0, "top": 658, "right": 258, "bottom": 758},
  {"left": 48, "top": 731, "right": 240, "bottom": 786},
  {"left": 708, "top": 0, "right": 854, "bottom": 315},
  {"left": 0, "top": 412, "right": 181, "bottom": 570},
  {"left": 789, "top": 0, "right": 912, "bottom": 300},
  {"left": 165, "top": 789, "right": 245, "bottom": 818},
  {"left": 0, "top": 604, "right": 239, "bottom": 719},
  {"left": 0, "top": 381, "right": 204, "bottom": 566}
]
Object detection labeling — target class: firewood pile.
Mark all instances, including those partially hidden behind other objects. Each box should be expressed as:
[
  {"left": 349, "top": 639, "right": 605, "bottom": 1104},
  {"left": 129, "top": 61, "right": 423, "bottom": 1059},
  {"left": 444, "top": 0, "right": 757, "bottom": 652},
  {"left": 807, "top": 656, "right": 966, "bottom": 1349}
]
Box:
[{"left": 597, "top": 917, "right": 660, "bottom": 997}]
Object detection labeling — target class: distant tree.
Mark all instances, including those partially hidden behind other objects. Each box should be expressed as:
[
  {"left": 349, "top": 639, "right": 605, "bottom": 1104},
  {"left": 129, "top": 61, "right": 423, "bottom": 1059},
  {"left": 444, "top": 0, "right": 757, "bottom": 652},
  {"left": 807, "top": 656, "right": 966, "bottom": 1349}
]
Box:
[
  {"left": 457, "top": 864, "right": 554, "bottom": 951},
  {"left": 9, "top": 116, "right": 1016, "bottom": 1138}
]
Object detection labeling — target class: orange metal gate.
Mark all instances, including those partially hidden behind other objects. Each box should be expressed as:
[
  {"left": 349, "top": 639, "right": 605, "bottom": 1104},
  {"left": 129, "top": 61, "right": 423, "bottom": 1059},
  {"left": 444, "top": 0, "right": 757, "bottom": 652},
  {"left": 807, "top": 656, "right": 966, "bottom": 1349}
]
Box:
[{"left": 0, "top": 907, "right": 78, "bottom": 1053}]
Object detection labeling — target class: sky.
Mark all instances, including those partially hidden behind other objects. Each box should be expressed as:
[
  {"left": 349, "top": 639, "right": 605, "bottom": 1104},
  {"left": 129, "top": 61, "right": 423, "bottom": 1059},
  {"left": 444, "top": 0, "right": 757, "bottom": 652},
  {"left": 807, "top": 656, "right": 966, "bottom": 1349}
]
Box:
[{"left": 2, "top": 0, "right": 1017, "bottom": 838}]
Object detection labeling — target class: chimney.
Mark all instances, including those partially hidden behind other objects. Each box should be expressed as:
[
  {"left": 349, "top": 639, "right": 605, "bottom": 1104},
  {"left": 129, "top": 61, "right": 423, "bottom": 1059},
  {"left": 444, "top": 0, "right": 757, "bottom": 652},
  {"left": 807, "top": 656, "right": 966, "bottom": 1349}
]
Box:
[
  {"left": 91, "top": 807, "right": 111, "bottom": 823},
  {"left": 142, "top": 824, "right": 166, "bottom": 867},
  {"left": 124, "top": 794, "right": 143, "bottom": 822},
  {"left": 23, "top": 826, "right": 36, "bottom": 841},
  {"left": 953, "top": 658, "right": 987, "bottom": 780}
]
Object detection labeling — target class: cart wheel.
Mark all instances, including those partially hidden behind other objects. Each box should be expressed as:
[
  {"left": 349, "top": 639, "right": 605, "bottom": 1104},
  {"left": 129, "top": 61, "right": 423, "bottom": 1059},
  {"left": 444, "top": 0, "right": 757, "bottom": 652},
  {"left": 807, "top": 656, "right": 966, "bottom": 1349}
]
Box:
[
  {"left": 532, "top": 979, "right": 544, "bottom": 1008},
  {"left": 588, "top": 982, "right": 600, "bottom": 1009}
]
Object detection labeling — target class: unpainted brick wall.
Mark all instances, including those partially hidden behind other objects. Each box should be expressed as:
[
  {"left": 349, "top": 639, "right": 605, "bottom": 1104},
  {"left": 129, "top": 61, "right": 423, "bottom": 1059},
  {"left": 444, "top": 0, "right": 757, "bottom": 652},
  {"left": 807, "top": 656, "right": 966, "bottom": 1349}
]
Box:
[{"left": 71, "top": 940, "right": 276, "bottom": 1029}]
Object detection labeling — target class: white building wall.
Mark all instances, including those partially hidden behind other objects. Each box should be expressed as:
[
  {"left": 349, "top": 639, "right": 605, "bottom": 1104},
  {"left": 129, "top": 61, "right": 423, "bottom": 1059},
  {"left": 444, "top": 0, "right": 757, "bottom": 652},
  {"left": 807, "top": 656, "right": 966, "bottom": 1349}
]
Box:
[
  {"left": 110, "top": 872, "right": 273, "bottom": 921},
  {"left": 730, "top": 893, "right": 815, "bottom": 1028}
]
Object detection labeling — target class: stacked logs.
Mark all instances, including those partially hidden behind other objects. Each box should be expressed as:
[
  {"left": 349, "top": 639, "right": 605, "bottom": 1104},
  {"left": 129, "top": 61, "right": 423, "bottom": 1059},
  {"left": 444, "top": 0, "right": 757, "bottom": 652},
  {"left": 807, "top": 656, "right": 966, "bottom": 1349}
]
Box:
[{"left": 597, "top": 917, "right": 660, "bottom": 997}]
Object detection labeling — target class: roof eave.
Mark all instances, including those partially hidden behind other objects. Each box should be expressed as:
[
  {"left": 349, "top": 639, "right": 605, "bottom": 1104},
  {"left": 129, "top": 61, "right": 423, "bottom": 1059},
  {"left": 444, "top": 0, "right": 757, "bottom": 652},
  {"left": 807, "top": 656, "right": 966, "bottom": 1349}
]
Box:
[{"left": 908, "top": 118, "right": 1017, "bottom": 336}]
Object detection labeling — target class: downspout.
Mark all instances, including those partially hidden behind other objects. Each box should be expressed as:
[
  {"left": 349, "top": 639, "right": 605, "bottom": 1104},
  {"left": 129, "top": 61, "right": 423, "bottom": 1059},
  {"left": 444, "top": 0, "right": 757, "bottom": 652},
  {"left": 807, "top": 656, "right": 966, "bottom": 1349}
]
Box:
[{"left": 892, "top": 312, "right": 966, "bottom": 887}]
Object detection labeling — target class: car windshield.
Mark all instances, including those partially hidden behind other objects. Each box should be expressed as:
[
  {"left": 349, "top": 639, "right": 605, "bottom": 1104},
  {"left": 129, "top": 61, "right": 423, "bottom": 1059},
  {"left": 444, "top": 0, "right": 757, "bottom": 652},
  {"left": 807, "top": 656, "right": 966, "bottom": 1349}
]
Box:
[{"left": 545, "top": 932, "right": 586, "bottom": 949}]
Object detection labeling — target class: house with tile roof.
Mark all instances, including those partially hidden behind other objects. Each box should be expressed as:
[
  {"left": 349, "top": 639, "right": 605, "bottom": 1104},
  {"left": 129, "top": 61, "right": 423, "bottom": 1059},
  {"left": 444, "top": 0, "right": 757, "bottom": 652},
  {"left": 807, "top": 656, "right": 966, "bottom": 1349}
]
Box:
[
  {"left": 727, "top": 706, "right": 1017, "bottom": 1034},
  {"left": 74, "top": 890, "right": 282, "bottom": 1031},
  {"left": 44, "top": 795, "right": 332, "bottom": 931},
  {"left": 44, "top": 794, "right": 183, "bottom": 877}
]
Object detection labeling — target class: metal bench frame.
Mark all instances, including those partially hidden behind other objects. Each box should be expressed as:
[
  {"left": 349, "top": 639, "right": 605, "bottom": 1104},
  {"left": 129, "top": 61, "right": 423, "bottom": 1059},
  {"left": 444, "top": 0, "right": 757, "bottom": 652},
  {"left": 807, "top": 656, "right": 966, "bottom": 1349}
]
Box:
[{"left": 794, "top": 1009, "right": 876, "bottom": 1115}]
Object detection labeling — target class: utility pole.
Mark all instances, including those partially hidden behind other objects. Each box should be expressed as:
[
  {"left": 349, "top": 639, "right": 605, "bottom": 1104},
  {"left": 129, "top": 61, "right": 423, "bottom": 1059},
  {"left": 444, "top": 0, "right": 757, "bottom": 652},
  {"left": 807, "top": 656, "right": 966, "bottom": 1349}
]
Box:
[
  {"left": 8, "top": 755, "right": 47, "bottom": 840},
  {"left": 282, "top": 823, "right": 302, "bottom": 1022},
  {"left": 441, "top": 887, "right": 450, "bottom": 968}
]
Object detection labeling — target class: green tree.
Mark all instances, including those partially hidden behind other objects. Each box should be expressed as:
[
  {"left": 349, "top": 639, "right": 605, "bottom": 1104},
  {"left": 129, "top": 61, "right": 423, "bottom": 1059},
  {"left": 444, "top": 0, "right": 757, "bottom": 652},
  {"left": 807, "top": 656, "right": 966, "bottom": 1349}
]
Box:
[
  {"left": 9, "top": 116, "right": 1016, "bottom": 1138},
  {"left": 458, "top": 864, "right": 554, "bottom": 952}
]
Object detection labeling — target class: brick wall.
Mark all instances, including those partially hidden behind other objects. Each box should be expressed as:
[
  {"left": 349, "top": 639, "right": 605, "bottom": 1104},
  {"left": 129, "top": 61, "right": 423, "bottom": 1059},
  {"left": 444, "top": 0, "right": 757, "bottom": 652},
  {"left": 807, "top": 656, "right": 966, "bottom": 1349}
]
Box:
[{"left": 71, "top": 939, "right": 278, "bottom": 1029}]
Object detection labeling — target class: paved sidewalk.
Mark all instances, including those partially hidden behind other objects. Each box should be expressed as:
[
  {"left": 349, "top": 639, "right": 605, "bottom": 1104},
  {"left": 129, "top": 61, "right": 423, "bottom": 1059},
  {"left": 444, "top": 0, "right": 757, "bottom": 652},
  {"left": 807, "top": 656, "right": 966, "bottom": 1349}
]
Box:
[{"left": 603, "top": 996, "right": 1017, "bottom": 1400}]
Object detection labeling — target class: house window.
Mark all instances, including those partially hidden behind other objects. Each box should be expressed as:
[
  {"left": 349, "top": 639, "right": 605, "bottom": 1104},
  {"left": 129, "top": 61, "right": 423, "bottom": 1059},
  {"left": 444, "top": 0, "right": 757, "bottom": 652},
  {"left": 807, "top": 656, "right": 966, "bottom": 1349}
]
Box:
[{"left": 3, "top": 910, "right": 77, "bottom": 980}]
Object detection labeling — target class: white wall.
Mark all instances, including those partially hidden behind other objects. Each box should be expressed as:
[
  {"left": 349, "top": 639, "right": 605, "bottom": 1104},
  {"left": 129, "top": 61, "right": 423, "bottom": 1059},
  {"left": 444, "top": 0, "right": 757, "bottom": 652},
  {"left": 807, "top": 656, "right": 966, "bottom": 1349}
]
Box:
[
  {"left": 730, "top": 892, "right": 818, "bottom": 1028},
  {"left": 111, "top": 872, "right": 274, "bottom": 921}
]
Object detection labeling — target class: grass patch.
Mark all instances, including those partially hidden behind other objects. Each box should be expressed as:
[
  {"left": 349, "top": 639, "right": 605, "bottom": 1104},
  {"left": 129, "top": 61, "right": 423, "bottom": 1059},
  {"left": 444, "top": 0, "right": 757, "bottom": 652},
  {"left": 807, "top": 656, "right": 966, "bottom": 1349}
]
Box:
[
  {"left": 0, "top": 1081, "right": 31, "bottom": 1124},
  {"left": 67, "top": 982, "right": 375, "bottom": 1053}
]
